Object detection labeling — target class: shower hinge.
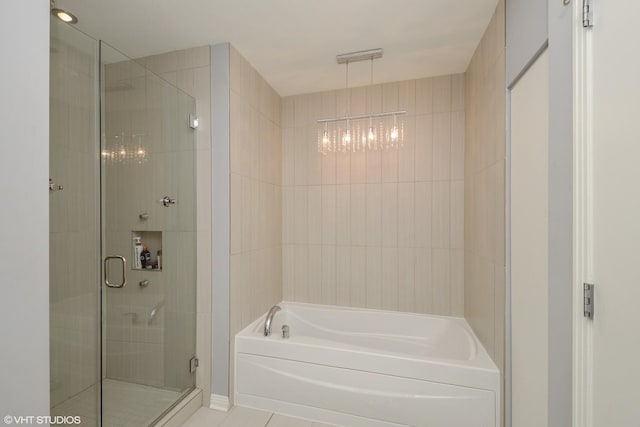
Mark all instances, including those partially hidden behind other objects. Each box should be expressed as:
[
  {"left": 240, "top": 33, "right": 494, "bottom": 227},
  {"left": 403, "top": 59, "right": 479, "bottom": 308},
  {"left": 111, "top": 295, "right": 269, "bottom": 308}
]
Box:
[
  {"left": 582, "top": 0, "right": 593, "bottom": 28},
  {"left": 584, "top": 283, "right": 594, "bottom": 319},
  {"left": 189, "top": 356, "right": 199, "bottom": 373}
]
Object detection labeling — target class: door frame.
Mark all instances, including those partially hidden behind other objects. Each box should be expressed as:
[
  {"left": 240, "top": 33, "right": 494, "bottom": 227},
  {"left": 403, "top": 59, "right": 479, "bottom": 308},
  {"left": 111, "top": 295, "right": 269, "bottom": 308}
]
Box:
[{"left": 572, "top": 0, "right": 593, "bottom": 425}]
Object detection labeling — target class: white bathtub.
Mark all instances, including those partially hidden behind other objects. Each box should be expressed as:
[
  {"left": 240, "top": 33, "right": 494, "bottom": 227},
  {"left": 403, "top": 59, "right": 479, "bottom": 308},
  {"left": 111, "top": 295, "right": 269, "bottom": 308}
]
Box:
[{"left": 235, "top": 302, "right": 500, "bottom": 427}]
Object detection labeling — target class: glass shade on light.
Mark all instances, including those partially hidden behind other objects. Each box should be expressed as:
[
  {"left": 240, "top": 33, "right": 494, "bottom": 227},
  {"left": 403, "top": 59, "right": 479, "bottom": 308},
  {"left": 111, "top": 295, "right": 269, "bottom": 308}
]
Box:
[{"left": 316, "top": 115, "right": 404, "bottom": 155}]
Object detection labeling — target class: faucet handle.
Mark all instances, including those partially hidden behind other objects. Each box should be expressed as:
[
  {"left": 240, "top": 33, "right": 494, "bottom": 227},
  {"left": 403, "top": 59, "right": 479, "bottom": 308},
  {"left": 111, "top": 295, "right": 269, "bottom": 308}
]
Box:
[{"left": 282, "top": 324, "right": 290, "bottom": 339}]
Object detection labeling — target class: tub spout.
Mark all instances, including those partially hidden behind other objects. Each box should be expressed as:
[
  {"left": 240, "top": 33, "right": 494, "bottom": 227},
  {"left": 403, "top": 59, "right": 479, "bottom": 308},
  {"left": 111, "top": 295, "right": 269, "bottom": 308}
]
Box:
[{"left": 264, "top": 305, "right": 281, "bottom": 336}]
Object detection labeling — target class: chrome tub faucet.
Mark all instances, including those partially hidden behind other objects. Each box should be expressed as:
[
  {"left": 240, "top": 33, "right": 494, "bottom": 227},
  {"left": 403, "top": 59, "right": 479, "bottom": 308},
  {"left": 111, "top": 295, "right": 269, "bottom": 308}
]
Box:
[{"left": 264, "top": 305, "right": 281, "bottom": 336}]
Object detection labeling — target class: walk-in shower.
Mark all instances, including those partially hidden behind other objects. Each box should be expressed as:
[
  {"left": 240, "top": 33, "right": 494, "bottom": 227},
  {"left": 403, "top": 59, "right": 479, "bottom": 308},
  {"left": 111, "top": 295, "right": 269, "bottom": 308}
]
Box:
[{"left": 49, "top": 16, "right": 197, "bottom": 426}]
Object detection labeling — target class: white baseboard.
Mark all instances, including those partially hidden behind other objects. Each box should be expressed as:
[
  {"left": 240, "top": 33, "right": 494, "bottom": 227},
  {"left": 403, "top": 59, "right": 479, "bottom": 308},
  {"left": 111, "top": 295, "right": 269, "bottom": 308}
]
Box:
[{"left": 209, "top": 394, "right": 231, "bottom": 412}]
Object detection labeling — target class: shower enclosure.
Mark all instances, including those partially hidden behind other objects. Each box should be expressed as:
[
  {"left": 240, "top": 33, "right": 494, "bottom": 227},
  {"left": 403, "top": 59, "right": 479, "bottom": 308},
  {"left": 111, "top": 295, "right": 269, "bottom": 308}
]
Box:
[{"left": 49, "top": 17, "right": 197, "bottom": 426}]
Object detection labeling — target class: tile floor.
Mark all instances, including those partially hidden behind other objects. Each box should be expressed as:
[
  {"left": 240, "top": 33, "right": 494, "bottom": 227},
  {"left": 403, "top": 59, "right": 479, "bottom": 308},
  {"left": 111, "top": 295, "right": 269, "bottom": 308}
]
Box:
[
  {"left": 181, "top": 406, "right": 335, "bottom": 427},
  {"left": 51, "top": 379, "right": 184, "bottom": 427}
]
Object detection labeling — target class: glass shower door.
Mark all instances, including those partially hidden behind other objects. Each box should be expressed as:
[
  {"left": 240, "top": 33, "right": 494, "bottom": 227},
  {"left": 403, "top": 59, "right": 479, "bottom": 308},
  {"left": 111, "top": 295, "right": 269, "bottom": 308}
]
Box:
[
  {"left": 49, "top": 16, "right": 101, "bottom": 426},
  {"left": 50, "top": 19, "right": 197, "bottom": 426},
  {"left": 100, "top": 42, "right": 197, "bottom": 426}
]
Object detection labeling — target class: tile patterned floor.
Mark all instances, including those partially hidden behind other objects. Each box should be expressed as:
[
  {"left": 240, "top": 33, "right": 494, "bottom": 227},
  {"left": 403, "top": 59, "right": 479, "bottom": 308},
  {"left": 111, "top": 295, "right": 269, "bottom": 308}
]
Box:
[
  {"left": 51, "top": 379, "right": 183, "bottom": 427},
  {"left": 181, "top": 406, "right": 335, "bottom": 427}
]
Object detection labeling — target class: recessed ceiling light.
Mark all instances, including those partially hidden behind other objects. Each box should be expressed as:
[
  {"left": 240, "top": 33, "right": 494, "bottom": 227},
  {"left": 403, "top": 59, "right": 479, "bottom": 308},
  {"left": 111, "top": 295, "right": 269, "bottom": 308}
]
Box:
[{"left": 51, "top": 8, "right": 78, "bottom": 24}]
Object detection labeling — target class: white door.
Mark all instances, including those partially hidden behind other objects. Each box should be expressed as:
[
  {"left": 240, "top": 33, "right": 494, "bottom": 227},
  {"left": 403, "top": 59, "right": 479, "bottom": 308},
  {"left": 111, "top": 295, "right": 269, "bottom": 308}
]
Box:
[{"left": 577, "top": 1, "right": 640, "bottom": 425}]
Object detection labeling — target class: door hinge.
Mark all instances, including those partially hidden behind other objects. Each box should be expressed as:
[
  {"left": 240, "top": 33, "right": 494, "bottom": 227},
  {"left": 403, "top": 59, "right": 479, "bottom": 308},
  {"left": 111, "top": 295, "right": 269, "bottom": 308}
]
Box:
[
  {"left": 583, "top": 283, "right": 594, "bottom": 319},
  {"left": 583, "top": 0, "right": 593, "bottom": 28},
  {"left": 189, "top": 356, "right": 199, "bottom": 373}
]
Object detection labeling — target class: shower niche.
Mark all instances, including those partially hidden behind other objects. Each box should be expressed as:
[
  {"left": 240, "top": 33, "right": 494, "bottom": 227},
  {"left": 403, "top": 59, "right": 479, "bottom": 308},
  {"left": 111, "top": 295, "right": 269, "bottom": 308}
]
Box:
[{"left": 132, "top": 231, "right": 163, "bottom": 271}]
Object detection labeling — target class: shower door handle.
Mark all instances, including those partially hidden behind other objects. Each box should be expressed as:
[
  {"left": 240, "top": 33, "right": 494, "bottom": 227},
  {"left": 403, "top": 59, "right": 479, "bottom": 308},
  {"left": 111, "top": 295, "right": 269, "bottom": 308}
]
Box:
[{"left": 104, "top": 256, "right": 127, "bottom": 288}]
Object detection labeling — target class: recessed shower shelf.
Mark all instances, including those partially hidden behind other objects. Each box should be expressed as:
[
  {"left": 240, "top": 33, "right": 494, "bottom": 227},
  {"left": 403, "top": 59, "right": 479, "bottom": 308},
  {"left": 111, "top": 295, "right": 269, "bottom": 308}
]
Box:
[{"left": 132, "top": 230, "right": 163, "bottom": 272}]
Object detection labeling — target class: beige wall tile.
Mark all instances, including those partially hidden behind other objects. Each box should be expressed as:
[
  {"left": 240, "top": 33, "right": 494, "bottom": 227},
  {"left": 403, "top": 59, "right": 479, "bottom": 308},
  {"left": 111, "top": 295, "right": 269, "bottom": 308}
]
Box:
[
  {"left": 336, "top": 149, "right": 351, "bottom": 184},
  {"left": 336, "top": 185, "right": 351, "bottom": 246},
  {"left": 308, "top": 245, "right": 323, "bottom": 303},
  {"left": 294, "top": 95, "right": 309, "bottom": 128},
  {"left": 294, "top": 126, "right": 308, "bottom": 185},
  {"left": 432, "top": 112, "right": 452, "bottom": 181},
  {"left": 350, "top": 247, "right": 366, "bottom": 307},
  {"left": 366, "top": 84, "right": 382, "bottom": 113},
  {"left": 281, "top": 97, "right": 294, "bottom": 129},
  {"left": 282, "top": 245, "right": 295, "bottom": 300},
  {"left": 399, "top": 80, "right": 416, "bottom": 115},
  {"left": 383, "top": 82, "right": 399, "bottom": 111},
  {"left": 322, "top": 151, "right": 337, "bottom": 185},
  {"left": 351, "top": 148, "right": 367, "bottom": 183},
  {"left": 432, "top": 249, "right": 451, "bottom": 315},
  {"left": 415, "top": 114, "right": 433, "bottom": 182},
  {"left": 230, "top": 173, "right": 242, "bottom": 254},
  {"left": 350, "top": 87, "right": 366, "bottom": 116},
  {"left": 321, "top": 245, "right": 337, "bottom": 305},
  {"left": 451, "top": 180, "right": 465, "bottom": 249},
  {"left": 414, "top": 247, "right": 433, "bottom": 313},
  {"left": 451, "top": 112, "right": 465, "bottom": 181},
  {"left": 432, "top": 75, "right": 452, "bottom": 113},
  {"left": 398, "top": 182, "right": 415, "bottom": 248},
  {"left": 381, "top": 247, "right": 399, "bottom": 310},
  {"left": 365, "top": 184, "right": 382, "bottom": 247},
  {"left": 398, "top": 116, "right": 416, "bottom": 182},
  {"left": 350, "top": 184, "right": 366, "bottom": 246},
  {"left": 365, "top": 246, "right": 382, "bottom": 309},
  {"left": 415, "top": 78, "right": 433, "bottom": 114},
  {"left": 381, "top": 183, "right": 398, "bottom": 247},
  {"left": 451, "top": 74, "right": 465, "bottom": 112},
  {"left": 365, "top": 148, "right": 381, "bottom": 183},
  {"left": 293, "top": 186, "right": 308, "bottom": 244},
  {"left": 414, "top": 181, "right": 432, "bottom": 248},
  {"left": 308, "top": 186, "right": 322, "bottom": 245},
  {"left": 321, "top": 185, "right": 337, "bottom": 245},
  {"left": 398, "top": 247, "right": 416, "bottom": 312},
  {"left": 293, "top": 245, "right": 309, "bottom": 302},
  {"left": 307, "top": 126, "right": 322, "bottom": 185},
  {"left": 336, "top": 246, "right": 351, "bottom": 306},
  {"left": 432, "top": 181, "right": 451, "bottom": 249},
  {"left": 282, "top": 186, "right": 294, "bottom": 245}
]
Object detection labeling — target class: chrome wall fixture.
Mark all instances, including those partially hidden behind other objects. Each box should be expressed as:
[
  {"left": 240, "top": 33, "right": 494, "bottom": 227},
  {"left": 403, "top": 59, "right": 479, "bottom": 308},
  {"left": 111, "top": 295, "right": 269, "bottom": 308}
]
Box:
[{"left": 317, "top": 48, "right": 406, "bottom": 155}]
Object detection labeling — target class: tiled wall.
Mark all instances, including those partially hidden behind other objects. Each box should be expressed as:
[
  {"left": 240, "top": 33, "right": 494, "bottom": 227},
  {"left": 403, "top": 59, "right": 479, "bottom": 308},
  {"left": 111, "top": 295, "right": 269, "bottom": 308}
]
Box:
[
  {"left": 49, "top": 30, "right": 100, "bottom": 408},
  {"left": 464, "top": 0, "right": 506, "bottom": 413},
  {"left": 281, "top": 76, "right": 465, "bottom": 315},
  {"left": 228, "top": 46, "right": 283, "bottom": 398},
  {"left": 103, "top": 46, "right": 211, "bottom": 396}
]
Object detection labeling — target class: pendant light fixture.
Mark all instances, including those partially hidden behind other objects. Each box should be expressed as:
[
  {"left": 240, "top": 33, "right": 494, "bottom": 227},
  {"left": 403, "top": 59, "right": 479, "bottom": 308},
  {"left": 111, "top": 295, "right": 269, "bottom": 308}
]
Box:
[{"left": 317, "top": 48, "right": 406, "bottom": 155}]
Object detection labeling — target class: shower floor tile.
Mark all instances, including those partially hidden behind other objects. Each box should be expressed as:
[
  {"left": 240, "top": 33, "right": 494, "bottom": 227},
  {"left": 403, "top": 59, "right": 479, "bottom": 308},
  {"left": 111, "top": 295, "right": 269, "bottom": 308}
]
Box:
[{"left": 51, "top": 379, "right": 183, "bottom": 427}]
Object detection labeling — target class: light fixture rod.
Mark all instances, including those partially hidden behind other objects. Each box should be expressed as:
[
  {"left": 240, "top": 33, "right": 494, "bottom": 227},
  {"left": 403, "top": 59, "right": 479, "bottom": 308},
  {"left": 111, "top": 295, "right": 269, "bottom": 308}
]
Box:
[
  {"left": 317, "top": 110, "right": 406, "bottom": 124},
  {"left": 336, "top": 48, "right": 383, "bottom": 64}
]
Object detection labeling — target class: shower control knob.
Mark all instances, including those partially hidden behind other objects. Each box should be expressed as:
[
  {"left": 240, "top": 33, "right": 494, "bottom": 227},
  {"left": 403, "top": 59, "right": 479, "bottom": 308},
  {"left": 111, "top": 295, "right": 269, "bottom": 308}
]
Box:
[
  {"left": 160, "top": 196, "right": 176, "bottom": 207},
  {"left": 139, "top": 212, "right": 149, "bottom": 220}
]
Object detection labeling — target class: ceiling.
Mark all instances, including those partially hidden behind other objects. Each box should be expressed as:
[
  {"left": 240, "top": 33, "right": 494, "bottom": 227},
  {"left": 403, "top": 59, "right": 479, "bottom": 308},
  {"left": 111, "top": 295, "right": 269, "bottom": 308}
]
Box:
[{"left": 57, "top": 0, "right": 499, "bottom": 96}]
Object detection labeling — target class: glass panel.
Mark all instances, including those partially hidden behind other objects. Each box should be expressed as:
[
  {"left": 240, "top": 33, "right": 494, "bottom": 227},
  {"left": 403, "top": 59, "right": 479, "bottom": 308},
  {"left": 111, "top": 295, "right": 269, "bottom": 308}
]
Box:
[
  {"left": 49, "top": 17, "right": 101, "bottom": 426},
  {"left": 100, "top": 42, "right": 197, "bottom": 426}
]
